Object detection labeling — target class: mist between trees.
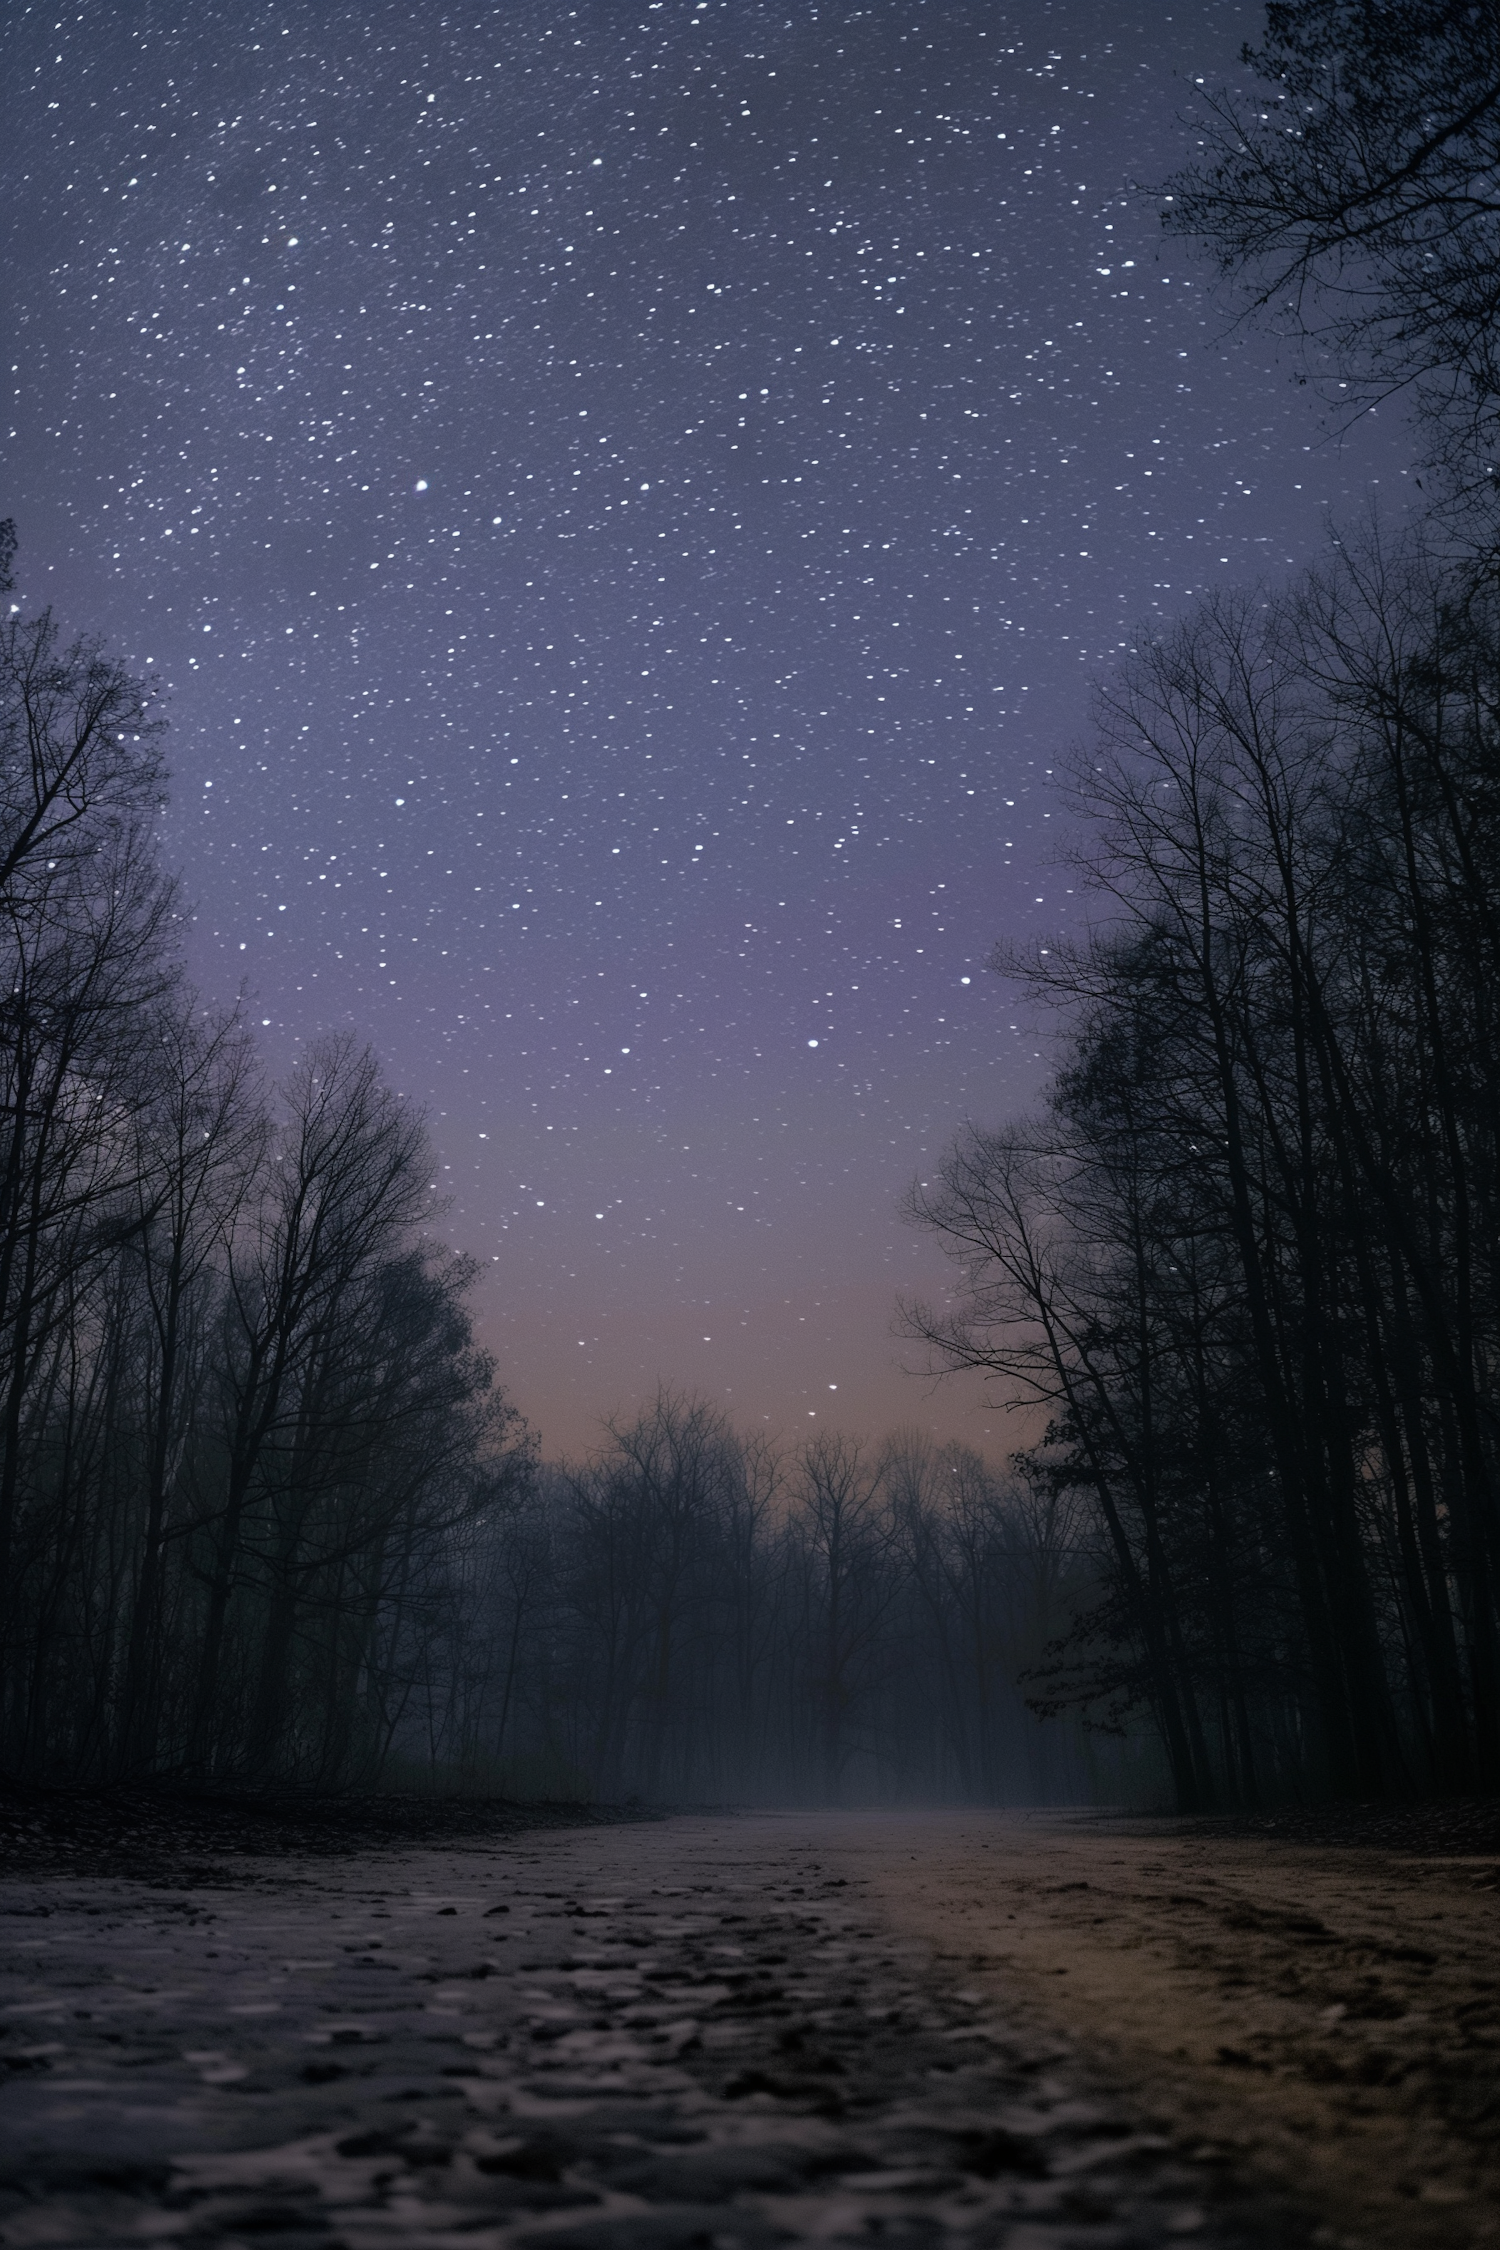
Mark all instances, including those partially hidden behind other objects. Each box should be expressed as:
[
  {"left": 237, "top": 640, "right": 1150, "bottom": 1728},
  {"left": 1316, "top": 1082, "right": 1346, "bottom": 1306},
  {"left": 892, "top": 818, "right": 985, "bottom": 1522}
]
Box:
[
  {"left": 393, "top": 1403, "right": 1128, "bottom": 1807},
  {"left": 0, "top": 528, "right": 1119, "bottom": 1803}
]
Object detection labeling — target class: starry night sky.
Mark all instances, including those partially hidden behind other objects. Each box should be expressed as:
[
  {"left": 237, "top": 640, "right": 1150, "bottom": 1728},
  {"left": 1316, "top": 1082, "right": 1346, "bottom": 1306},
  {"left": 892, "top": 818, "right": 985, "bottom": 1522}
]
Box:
[{"left": 5, "top": 0, "right": 1407, "bottom": 1453}]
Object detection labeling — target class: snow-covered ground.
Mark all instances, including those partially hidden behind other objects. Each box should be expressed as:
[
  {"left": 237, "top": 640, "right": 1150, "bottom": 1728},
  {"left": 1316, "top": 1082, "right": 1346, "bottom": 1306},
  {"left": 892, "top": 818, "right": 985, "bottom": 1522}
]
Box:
[{"left": 0, "top": 1810, "right": 1252, "bottom": 2247}]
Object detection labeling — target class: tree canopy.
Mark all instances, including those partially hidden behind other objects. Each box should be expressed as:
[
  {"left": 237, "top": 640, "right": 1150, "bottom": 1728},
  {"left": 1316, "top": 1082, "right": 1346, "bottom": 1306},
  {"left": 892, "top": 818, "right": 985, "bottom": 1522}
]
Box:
[{"left": 1165, "top": 2, "right": 1500, "bottom": 493}]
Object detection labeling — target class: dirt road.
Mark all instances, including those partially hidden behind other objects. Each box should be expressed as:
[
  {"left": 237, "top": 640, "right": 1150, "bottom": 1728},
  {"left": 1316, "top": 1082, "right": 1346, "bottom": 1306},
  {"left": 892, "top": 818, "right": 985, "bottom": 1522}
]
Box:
[
  {"left": 840, "top": 1810, "right": 1500, "bottom": 2250},
  {"left": 0, "top": 1809, "right": 1493, "bottom": 2247}
]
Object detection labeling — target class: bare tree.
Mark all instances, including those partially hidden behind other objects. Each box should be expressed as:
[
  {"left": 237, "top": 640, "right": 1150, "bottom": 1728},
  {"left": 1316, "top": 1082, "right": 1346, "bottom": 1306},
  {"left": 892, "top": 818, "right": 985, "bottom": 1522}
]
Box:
[
  {"left": 0, "top": 603, "right": 165, "bottom": 902},
  {"left": 114, "top": 1004, "right": 265, "bottom": 1774},
  {"left": 193, "top": 1035, "right": 440, "bottom": 1773},
  {"left": 790, "top": 1432, "right": 893, "bottom": 1803}
]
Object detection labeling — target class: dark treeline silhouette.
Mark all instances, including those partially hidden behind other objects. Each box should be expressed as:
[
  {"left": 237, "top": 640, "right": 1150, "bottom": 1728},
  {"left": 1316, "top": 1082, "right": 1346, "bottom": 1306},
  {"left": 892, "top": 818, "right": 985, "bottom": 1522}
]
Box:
[
  {"left": 907, "top": 529, "right": 1500, "bottom": 1807},
  {"left": 0, "top": 540, "right": 531, "bottom": 1786},
  {"left": 387, "top": 1393, "right": 1113, "bottom": 1806}
]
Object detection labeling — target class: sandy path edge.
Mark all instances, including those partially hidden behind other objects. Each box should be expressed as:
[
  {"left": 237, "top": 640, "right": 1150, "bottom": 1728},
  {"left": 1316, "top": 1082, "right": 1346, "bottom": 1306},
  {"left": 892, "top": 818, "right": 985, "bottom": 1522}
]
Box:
[{"left": 795, "top": 1809, "right": 1499, "bottom": 2250}]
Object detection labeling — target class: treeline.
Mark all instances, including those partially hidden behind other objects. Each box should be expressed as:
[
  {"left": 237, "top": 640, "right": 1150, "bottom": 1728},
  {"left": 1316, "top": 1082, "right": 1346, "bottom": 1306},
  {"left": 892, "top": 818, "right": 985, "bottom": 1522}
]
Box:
[
  {"left": 389, "top": 1393, "right": 1109, "bottom": 1806},
  {"left": 0, "top": 539, "right": 530, "bottom": 1785},
  {"left": 908, "top": 532, "right": 1500, "bottom": 1807}
]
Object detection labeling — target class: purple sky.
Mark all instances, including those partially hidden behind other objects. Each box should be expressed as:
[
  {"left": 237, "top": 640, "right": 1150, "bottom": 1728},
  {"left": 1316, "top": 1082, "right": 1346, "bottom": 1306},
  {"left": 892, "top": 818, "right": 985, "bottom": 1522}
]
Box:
[{"left": 5, "top": 0, "right": 1406, "bottom": 1454}]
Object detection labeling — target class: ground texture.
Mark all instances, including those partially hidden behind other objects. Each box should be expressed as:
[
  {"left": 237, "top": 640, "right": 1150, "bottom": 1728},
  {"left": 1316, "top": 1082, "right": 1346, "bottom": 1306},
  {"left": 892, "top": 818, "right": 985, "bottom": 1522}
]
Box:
[
  {"left": 0, "top": 1805, "right": 1494, "bottom": 2248},
  {"left": 847, "top": 1810, "right": 1500, "bottom": 2250}
]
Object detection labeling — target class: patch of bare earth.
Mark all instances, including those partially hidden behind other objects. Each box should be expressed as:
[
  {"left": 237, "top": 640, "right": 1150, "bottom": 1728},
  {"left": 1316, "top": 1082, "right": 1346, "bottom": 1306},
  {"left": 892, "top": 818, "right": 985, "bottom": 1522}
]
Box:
[{"left": 818, "top": 1809, "right": 1500, "bottom": 2250}]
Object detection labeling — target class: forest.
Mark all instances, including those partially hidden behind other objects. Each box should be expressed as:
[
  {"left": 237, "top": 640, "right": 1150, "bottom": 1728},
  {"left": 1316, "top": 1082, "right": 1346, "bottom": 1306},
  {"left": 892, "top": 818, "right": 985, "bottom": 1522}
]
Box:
[
  {"left": 18, "top": 512, "right": 1500, "bottom": 1814},
  {"left": 6, "top": 1, "right": 1500, "bottom": 1809},
  {"left": 907, "top": 532, "right": 1500, "bottom": 1809},
  {"left": 902, "top": 0, "right": 1500, "bottom": 1809},
  {"left": 0, "top": 521, "right": 1097, "bottom": 1799}
]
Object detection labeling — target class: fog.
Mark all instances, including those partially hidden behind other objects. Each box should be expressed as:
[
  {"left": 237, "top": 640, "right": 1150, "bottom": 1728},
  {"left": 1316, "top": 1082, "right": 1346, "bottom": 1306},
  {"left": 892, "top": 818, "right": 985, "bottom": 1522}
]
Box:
[{"left": 381, "top": 1395, "right": 1141, "bottom": 1807}]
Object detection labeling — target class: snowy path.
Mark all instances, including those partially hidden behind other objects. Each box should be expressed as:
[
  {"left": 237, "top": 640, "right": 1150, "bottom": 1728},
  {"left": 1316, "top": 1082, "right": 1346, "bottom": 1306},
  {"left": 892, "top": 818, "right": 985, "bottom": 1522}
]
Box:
[{"left": 0, "top": 1813, "right": 1273, "bottom": 2247}]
